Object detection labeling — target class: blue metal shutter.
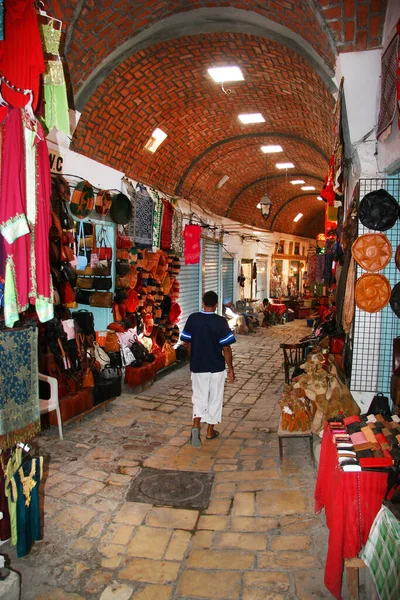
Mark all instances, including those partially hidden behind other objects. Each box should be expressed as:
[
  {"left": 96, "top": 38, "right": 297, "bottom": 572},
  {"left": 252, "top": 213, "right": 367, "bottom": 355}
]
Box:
[
  {"left": 222, "top": 257, "right": 234, "bottom": 303},
  {"left": 177, "top": 262, "right": 201, "bottom": 330}
]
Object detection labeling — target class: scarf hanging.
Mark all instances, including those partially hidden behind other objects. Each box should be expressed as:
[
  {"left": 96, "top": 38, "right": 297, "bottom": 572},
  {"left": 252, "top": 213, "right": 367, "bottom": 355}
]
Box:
[
  {"left": 171, "top": 207, "right": 183, "bottom": 253},
  {"left": 160, "top": 198, "right": 174, "bottom": 250},
  {"left": 183, "top": 224, "right": 201, "bottom": 265},
  {"left": 152, "top": 190, "right": 163, "bottom": 250},
  {"left": 0, "top": 325, "right": 40, "bottom": 449}
]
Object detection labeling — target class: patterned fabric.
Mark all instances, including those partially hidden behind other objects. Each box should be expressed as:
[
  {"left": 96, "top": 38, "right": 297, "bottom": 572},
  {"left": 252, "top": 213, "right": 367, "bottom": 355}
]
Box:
[
  {"left": 134, "top": 185, "right": 154, "bottom": 249},
  {"left": 184, "top": 224, "right": 202, "bottom": 265},
  {"left": 0, "top": 1, "right": 3, "bottom": 41},
  {"left": 123, "top": 178, "right": 137, "bottom": 238},
  {"left": 0, "top": 326, "right": 40, "bottom": 449},
  {"left": 315, "top": 254, "right": 325, "bottom": 283},
  {"left": 307, "top": 254, "right": 316, "bottom": 284},
  {"left": 152, "top": 189, "right": 164, "bottom": 250},
  {"left": 171, "top": 206, "right": 183, "bottom": 253},
  {"left": 362, "top": 505, "right": 400, "bottom": 600},
  {"left": 161, "top": 198, "right": 174, "bottom": 250},
  {"left": 377, "top": 30, "right": 400, "bottom": 142}
]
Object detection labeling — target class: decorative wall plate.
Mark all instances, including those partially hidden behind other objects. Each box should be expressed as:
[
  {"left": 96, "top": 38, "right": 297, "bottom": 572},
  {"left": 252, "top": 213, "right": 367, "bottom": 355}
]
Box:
[
  {"left": 355, "top": 273, "right": 391, "bottom": 313},
  {"left": 351, "top": 234, "right": 392, "bottom": 272},
  {"left": 358, "top": 188, "right": 399, "bottom": 231}
]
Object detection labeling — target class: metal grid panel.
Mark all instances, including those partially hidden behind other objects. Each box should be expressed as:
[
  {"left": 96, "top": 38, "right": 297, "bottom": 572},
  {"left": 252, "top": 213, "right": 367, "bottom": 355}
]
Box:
[{"left": 350, "top": 177, "right": 400, "bottom": 394}]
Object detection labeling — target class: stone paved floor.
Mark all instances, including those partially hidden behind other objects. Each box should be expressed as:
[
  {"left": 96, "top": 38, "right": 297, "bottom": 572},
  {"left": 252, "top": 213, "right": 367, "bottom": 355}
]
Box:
[{"left": 5, "top": 321, "right": 336, "bottom": 600}]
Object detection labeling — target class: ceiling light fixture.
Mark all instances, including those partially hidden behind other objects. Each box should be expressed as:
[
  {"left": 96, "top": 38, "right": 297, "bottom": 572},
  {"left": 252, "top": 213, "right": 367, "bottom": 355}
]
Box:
[
  {"left": 258, "top": 193, "right": 272, "bottom": 220},
  {"left": 238, "top": 113, "right": 265, "bottom": 124},
  {"left": 144, "top": 128, "right": 167, "bottom": 153},
  {"left": 261, "top": 145, "right": 283, "bottom": 153},
  {"left": 207, "top": 66, "right": 244, "bottom": 83},
  {"left": 301, "top": 186, "right": 316, "bottom": 191},
  {"left": 276, "top": 162, "right": 295, "bottom": 169},
  {"left": 293, "top": 213, "right": 303, "bottom": 222},
  {"left": 290, "top": 180, "right": 305, "bottom": 185},
  {"left": 216, "top": 175, "right": 229, "bottom": 189}
]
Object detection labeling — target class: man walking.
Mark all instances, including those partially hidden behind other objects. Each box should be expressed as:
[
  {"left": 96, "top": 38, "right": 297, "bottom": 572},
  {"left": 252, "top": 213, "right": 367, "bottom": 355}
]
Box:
[{"left": 180, "top": 291, "right": 235, "bottom": 447}]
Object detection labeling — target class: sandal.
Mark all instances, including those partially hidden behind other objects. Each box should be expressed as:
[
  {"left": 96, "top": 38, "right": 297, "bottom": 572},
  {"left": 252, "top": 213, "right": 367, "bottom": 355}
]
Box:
[
  {"left": 190, "top": 427, "right": 201, "bottom": 448},
  {"left": 206, "top": 430, "right": 220, "bottom": 440}
]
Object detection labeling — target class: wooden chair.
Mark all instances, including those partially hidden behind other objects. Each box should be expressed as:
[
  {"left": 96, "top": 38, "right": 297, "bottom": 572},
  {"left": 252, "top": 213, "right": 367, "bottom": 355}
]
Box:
[{"left": 280, "top": 342, "right": 309, "bottom": 385}]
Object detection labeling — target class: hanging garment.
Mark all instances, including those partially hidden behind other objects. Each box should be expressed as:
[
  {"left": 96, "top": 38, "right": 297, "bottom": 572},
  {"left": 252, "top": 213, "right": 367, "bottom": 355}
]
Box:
[
  {"left": 183, "top": 224, "right": 201, "bottom": 265},
  {"left": 0, "top": 0, "right": 45, "bottom": 111},
  {"left": 0, "top": 326, "right": 40, "bottom": 449},
  {"left": 38, "top": 15, "right": 70, "bottom": 135},
  {"left": 0, "top": 109, "right": 53, "bottom": 327},
  {"left": 315, "top": 254, "right": 325, "bottom": 283},
  {"left": 160, "top": 198, "right": 173, "bottom": 250},
  {"left": 133, "top": 184, "right": 154, "bottom": 249},
  {"left": 11, "top": 456, "right": 43, "bottom": 558},
  {"left": 171, "top": 207, "right": 183, "bottom": 253},
  {"left": 0, "top": 449, "right": 11, "bottom": 541},
  {"left": 152, "top": 189, "right": 163, "bottom": 250},
  {"left": 307, "top": 254, "right": 316, "bottom": 285},
  {"left": 3, "top": 447, "right": 22, "bottom": 545},
  {"left": 0, "top": 1, "right": 3, "bottom": 41}
]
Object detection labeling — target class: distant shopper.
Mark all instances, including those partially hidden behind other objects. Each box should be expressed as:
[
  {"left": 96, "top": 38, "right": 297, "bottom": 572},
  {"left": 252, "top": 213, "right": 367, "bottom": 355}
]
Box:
[
  {"left": 262, "top": 297, "right": 272, "bottom": 327},
  {"left": 180, "top": 291, "right": 236, "bottom": 447}
]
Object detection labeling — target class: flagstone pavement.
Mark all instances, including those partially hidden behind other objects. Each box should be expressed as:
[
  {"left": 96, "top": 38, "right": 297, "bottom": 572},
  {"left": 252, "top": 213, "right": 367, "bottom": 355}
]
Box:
[{"left": 5, "top": 321, "right": 342, "bottom": 600}]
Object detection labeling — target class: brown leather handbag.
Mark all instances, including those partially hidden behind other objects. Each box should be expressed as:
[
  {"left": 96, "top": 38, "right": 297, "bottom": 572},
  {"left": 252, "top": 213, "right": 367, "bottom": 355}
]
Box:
[
  {"left": 105, "top": 330, "right": 120, "bottom": 353},
  {"left": 90, "top": 291, "right": 113, "bottom": 308},
  {"left": 163, "top": 342, "right": 176, "bottom": 367},
  {"left": 76, "top": 277, "right": 94, "bottom": 289}
]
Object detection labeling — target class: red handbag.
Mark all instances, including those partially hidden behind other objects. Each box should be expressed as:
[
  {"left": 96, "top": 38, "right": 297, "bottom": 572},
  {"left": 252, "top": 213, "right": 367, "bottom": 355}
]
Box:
[
  {"left": 117, "top": 228, "right": 133, "bottom": 250},
  {"left": 97, "top": 226, "right": 112, "bottom": 260}
]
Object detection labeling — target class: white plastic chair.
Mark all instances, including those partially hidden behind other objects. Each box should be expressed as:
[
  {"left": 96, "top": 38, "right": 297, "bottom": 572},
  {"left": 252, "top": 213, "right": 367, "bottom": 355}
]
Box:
[{"left": 39, "top": 373, "right": 63, "bottom": 440}]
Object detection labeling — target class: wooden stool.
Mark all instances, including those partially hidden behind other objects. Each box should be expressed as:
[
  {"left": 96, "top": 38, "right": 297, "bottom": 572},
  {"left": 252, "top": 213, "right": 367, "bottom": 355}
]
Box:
[
  {"left": 344, "top": 558, "right": 366, "bottom": 600},
  {"left": 278, "top": 416, "right": 314, "bottom": 467}
]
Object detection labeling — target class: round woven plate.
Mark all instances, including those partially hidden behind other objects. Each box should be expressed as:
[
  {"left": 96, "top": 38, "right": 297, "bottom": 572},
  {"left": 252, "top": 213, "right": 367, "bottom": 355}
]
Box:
[
  {"left": 351, "top": 234, "right": 392, "bottom": 272},
  {"left": 355, "top": 273, "right": 391, "bottom": 313}
]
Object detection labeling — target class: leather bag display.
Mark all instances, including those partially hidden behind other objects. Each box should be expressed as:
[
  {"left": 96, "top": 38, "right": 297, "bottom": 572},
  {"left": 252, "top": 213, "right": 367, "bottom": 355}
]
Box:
[
  {"left": 97, "top": 227, "right": 112, "bottom": 260},
  {"left": 93, "top": 277, "right": 112, "bottom": 291},
  {"left": 163, "top": 342, "right": 176, "bottom": 367},
  {"left": 105, "top": 331, "right": 120, "bottom": 353},
  {"left": 76, "top": 277, "right": 94, "bottom": 290},
  {"left": 72, "top": 310, "right": 95, "bottom": 335},
  {"left": 351, "top": 234, "right": 392, "bottom": 272},
  {"left": 358, "top": 188, "right": 399, "bottom": 231},
  {"left": 354, "top": 273, "right": 391, "bottom": 313}
]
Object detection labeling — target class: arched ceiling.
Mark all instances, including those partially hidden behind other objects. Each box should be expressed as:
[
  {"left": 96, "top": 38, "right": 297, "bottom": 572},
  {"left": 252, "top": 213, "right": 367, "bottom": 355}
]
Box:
[{"left": 47, "top": 0, "right": 388, "bottom": 238}]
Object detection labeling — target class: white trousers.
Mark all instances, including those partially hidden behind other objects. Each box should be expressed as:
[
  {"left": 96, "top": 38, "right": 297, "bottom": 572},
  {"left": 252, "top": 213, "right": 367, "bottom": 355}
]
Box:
[{"left": 191, "top": 371, "right": 227, "bottom": 424}]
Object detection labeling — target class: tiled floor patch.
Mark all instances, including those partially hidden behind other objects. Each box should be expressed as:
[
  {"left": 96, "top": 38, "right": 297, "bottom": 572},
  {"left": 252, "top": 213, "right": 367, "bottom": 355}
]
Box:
[{"left": 126, "top": 467, "right": 214, "bottom": 510}]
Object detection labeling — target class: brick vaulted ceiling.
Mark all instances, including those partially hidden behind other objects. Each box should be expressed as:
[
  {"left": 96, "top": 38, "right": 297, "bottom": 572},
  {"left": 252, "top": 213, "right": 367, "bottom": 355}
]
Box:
[{"left": 47, "top": 1, "right": 388, "bottom": 238}]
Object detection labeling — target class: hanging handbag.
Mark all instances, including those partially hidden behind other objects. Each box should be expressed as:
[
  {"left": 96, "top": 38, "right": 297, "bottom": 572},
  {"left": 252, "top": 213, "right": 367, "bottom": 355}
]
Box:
[
  {"left": 94, "top": 261, "right": 111, "bottom": 277},
  {"left": 105, "top": 330, "right": 120, "bottom": 352},
  {"left": 117, "top": 227, "right": 133, "bottom": 249},
  {"left": 57, "top": 338, "right": 72, "bottom": 370},
  {"left": 95, "top": 330, "right": 108, "bottom": 347},
  {"left": 116, "top": 261, "right": 130, "bottom": 276},
  {"left": 76, "top": 265, "right": 94, "bottom": 276},
  {"left": 93, "top": 342, "right": 110, "bottom": 368},
  {"left": 90, "top": 291, "right": 113, "bottom": 308},
  {"left": 82, "top": 366, "right": 95, "bottom": 388},
  {"left": 61, "top": 244, "right": 75, "bottom": 263},
  {"left": 76, "top": 289, "right": 92, "bottom": 305},
  {"left": 98, "top": 227, "right": 113, "bottom": 260},
  {"left": 76, "top": 222, "right": 88, "bottom": 270},
  {"left": 61, "top": 318, "right": 76, "bottom": 340},
  {"left": 163, "top": 342, "right": 176, "bottom": 367},
  {"left": 60, "top": 281, "right": 77, "bottom": 308},
  {"left": 392, "top": 338, "right": 400, "bottom": 376},
  {"left": 62, "top": 231, "right": 75, "bottom": 245},
  {"left": 117, "top": 249, "right": 129, "bottom": 261},
  {"left": 367, "top": 392, "right": 390, "bottom": 416},
  {"left": 60, "top": 201, "right": 74, "bottom": 230},
  {"left": 76, "top": 277, "right": 94, "bottom": 289},
  {"left": 72, "top": 309, "right": 95, "bottom": 335},
  {"left": 60, "top": 261, "right": 77, "bottom": 285},
  {"left": 50, "top": 239, "right": 60, "bottom": 264},
  {"left": 107, "top": 350, "right": 123, "bottom": 367},
  {"left": 93, "top": 277, "right": 112, "bottom": 291}
]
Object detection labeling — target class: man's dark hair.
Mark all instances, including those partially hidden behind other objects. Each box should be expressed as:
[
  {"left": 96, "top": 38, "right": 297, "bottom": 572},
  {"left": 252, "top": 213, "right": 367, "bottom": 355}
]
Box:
[
  {"left": 263, "top": 298, "right": 270, "bottom": 305},
  {"left": 203, "top": 291, "right": 218, "bottom": 307}
]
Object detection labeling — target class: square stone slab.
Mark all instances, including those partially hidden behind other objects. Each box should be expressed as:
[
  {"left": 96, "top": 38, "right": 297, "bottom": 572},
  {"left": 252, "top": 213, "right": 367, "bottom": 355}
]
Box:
[{"left": 126, "top": 468, "right": 214, "bottom": 510}]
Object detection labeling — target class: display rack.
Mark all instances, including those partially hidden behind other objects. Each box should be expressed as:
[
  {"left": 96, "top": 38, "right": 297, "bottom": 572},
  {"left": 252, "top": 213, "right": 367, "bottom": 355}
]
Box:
[{"left": 350, "top": 176, "right": 400, "bottom": 395}]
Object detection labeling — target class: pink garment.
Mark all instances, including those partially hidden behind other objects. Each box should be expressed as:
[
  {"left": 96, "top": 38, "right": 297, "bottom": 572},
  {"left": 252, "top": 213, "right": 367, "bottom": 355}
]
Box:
[
  {"left": 0, "top": 108, "right": 52, "bottom": 325},
  {"left": 183, "top": 224, "right": 201, "bottom": 265}
]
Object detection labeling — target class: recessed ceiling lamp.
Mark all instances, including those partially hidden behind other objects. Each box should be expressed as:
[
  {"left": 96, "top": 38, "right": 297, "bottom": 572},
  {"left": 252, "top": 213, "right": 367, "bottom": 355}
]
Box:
[
  {"left": 216, "top": 175, "right": 229, "bottom": 189},
  {"left": 317, "top": 196, "right": 324, "bottom": 200},
  {"left": 301, "top": 186, "right": 316, "bottom": 191},
  {"left": 238, "top": 113, "right": 265, "bottom": 124},
  {"left": 276, "top": 162, "right": 295, "bottom": 169},
  {"left": 144, "top": 127, "right": 167, "bottom": 153},
  {"left": 207, "top": 66, "right": 244, "bottom": 82},
  {"left": 261, "top": 145, "right": 283, "bottom": 153},
  {"left": 293, "top": 213, "right": 303, "bottom": 222},
  {"left": 290, "top": 180, "right": 305, "bottom": 185}
]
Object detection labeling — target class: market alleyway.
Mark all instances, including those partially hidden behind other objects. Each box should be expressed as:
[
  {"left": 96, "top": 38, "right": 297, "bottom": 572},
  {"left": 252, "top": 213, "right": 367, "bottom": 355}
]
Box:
[{"left": 8, "top": 321, "right": 334, "bottom": 600}]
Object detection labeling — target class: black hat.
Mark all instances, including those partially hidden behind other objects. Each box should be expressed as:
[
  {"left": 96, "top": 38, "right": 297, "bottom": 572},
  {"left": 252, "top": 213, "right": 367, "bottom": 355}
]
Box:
[
  {"left": 359, "top": 189, "right": 399, "bottom": 231},
  {"left": 110, "top": 193, "right": 132, "bottom": 224},
  {"left": 390, "top": 282, "right": 400, "bottom": 318}
]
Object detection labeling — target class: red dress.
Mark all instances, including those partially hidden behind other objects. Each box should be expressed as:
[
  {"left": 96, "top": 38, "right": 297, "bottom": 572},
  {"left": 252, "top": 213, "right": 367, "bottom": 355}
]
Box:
[{"left": 0, "top": 0, "right": 45, "bottom": 112}]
